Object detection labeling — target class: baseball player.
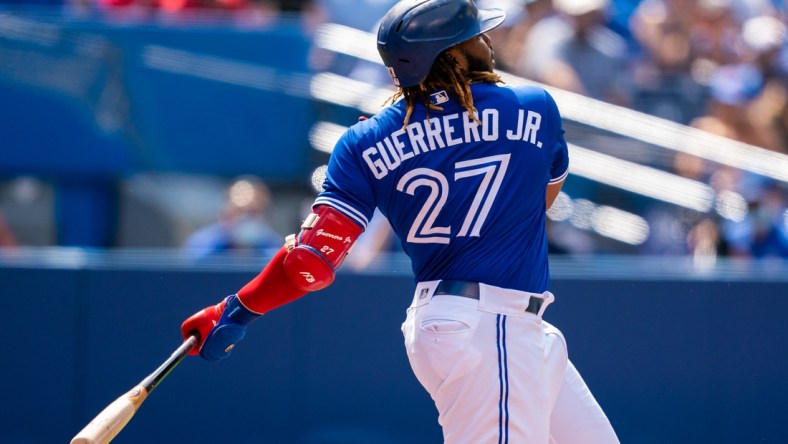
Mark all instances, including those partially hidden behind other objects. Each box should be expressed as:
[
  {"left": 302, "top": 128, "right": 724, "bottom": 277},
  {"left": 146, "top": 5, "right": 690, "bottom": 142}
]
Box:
[{"left": 181, "top": 0, "right": 620, "bottom": 442}]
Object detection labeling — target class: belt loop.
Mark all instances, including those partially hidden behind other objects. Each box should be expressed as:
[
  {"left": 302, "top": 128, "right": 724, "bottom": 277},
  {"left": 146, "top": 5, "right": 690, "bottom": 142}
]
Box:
[{"left": 537, "top": 291, "right": 554, "bottom": 317}]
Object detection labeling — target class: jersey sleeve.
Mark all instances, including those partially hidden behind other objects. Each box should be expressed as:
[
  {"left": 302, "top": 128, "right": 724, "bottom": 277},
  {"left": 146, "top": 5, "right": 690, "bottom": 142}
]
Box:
[
  {"left": 312, "top": 128, "right": 377, "bottom": 230},
  {"left": 544, "top": 90, "right": 569, "bottom": 184}
]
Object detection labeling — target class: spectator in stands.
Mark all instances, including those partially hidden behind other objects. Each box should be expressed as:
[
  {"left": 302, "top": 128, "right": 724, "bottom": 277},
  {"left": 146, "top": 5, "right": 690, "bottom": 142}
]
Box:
[
  {"left": 686, "top": 63, "right": 785, "bottom": 259},
  {"left": 740, "top": 14, "right": 788, "bottom": 153},
  {"left": 475, "top": 0, "right": 531, "bottom": 73},
  {"left": 687, "top": 216, "right": 727, "bottom": 259},
  {"left": 641, "top": 151, "right": 712, "bottom": 256},
  {"left": 514, "top": 0, "right": 632, "bottom": 105},
  {"left": 764, "top": 91, "right": 788, "bottom": 153},
  {"left": 727, "top": 0, "right": 784, "bottom": 20},
  {"left": 691, "top": 63, "right": 773, "bottom": 149},
  {"left": 629, "top": 0, "right": 708, "bottom": 123},
  {"left": 689, "top": 0, "right": 744, "bottom": 67},
  {"left": 720, "top": 180, "right": 788, "bottom": 258},
  {"left": 742, "top": 15, "right": 787, "bottom": 91},
  {"left": 183, "top": 176, "right": 283, "bottom": 260}
]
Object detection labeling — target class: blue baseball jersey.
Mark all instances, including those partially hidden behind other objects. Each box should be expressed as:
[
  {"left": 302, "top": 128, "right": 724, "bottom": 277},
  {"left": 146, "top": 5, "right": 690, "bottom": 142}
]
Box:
[{"left": 315, "top": 82, "right": 569, "bottom": 292}]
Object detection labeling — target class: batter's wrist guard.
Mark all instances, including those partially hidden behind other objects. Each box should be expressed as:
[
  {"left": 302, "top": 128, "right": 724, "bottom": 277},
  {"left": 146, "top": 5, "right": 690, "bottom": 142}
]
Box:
[{"left": 200, "top": 294, "right": 261, "bottom": 361}]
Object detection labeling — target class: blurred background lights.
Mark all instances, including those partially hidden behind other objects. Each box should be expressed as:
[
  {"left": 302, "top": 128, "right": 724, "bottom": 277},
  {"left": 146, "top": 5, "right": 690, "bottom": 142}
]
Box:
[
  {"left": 310, "top": 165, "right": 328, "bottom": 194},
  {"left": 715, "top": 190, "right": 748, "bottom": 222},
  {"left": 551, "top": 193, "right": 650, "bottom": 245},
  {"left": 592, "top": 206, "right": 650, "bottom": 245},
  {"left": 547, "top": 192, "right": 573, "bottom": 222},
  {"left": 309, "top": 121, "right": 345, "bottom": 154},
  {"left": 228, "top": 179, "right": 258, "bottom": 208},
  {"left": 569, "top": 199, "right": 595, "bottom": 230}
]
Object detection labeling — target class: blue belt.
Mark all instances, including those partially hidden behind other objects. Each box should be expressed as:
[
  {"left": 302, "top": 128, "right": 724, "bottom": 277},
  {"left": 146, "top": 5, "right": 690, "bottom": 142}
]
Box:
[{"left": 434, "top": 280, "right": 544, "bottom": 315}]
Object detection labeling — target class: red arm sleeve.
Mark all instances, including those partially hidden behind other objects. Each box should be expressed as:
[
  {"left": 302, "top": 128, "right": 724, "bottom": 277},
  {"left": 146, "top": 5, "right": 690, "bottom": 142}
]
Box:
[{"left": 235, "top": 246, "right": 308, "bottom": 314}]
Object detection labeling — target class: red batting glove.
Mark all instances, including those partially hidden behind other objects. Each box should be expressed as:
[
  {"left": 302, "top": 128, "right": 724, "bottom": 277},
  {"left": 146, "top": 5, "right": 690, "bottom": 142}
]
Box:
[{"left": 181, "top": 298, "right": 227, "bottom": 355}]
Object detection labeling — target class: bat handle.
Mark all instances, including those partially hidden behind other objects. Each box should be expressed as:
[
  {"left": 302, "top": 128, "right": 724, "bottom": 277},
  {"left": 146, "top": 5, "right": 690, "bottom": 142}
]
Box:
[{"left": 141, "top": 334, "right": 199, "bottom": 393}]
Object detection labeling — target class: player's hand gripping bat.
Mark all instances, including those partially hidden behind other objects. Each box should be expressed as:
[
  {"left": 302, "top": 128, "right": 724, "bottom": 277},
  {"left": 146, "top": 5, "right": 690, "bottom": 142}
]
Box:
[{"left": 70, "top": 334, "right": 199, "bottom": 444}]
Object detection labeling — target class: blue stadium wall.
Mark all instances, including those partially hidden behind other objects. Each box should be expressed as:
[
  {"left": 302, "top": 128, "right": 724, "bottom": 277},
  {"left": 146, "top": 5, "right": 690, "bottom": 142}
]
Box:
[{"left": 1, "top": 253, "right": 787, "bottom": 444}]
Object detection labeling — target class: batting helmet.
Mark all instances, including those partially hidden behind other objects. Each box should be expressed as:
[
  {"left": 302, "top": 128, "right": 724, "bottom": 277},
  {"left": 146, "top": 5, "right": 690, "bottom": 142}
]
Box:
[{"left": 377, "top": 0, "right": 506, "bottom": 88}]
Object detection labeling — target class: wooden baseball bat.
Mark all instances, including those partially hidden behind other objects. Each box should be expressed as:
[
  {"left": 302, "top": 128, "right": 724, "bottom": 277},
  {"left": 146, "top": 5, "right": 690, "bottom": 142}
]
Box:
[{"left": 70, "top": 335, "right": 199, "bottom": 444}]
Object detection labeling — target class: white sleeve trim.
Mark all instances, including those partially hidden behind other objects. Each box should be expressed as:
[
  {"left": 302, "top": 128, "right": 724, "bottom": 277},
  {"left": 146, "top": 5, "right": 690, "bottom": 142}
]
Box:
[
  {"left": 313, "top": 196, "right": 370, "bottom": 229},
  {"left": 549, "top": 169, "right": 569, "bottom": 184}
]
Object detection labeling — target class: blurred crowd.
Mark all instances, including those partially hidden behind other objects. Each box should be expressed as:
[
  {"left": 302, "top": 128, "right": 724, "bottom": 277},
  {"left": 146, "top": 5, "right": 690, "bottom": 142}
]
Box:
[
  {"left": 181, "top": 176, "right": 283, "bottom": 261},
  {"left": 483, "top": 0, "right": 788, "bottom": 150},
  {"left": 0, "top": 0, "right": 786, "bottom": 262},
  {"left": 488, "top": 0, "right": 788, "bottom": 261}
]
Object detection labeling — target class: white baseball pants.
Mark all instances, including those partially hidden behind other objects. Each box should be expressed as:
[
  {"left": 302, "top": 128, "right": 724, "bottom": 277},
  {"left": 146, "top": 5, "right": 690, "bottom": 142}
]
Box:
[{"left": 402, "top": 281, "right": 619, "bottom": 444}]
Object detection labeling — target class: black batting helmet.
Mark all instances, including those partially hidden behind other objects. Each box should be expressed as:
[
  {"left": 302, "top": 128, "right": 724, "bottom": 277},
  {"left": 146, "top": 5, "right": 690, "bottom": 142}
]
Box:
[{"left": 376, "top": 0, "right": 506, "bottom": 88}]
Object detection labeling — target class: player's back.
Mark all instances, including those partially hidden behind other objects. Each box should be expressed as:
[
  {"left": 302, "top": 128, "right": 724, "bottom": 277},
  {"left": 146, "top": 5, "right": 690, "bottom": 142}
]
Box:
[{"left": 321, "top": 82, "right": 568, "bottom": 293}]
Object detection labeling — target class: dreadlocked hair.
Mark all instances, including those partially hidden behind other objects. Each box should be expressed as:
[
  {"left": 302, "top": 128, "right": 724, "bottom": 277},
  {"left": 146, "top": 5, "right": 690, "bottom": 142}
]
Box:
[{"left": 384, "top": 51, "right": 502, "bottom": 129}]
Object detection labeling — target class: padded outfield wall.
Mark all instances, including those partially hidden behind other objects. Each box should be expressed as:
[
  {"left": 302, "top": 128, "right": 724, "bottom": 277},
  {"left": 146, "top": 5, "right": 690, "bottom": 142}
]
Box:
[{"left": 1, "top": 250, "right": 786, "bottom": 444}]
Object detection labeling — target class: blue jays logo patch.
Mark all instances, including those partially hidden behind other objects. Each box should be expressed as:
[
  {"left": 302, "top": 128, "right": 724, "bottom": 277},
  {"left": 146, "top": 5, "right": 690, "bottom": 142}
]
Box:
[{"left": 430, "top": 90, "right": 449, "bottom": 105}]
